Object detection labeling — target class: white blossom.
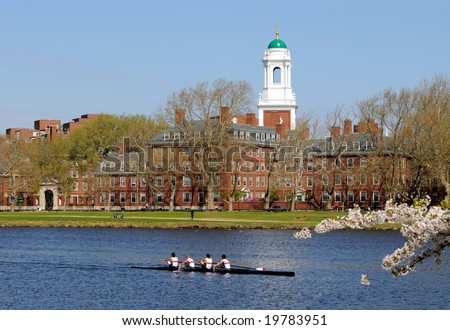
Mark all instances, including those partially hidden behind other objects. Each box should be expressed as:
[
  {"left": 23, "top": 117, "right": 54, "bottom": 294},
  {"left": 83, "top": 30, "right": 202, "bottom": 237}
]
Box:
[{"left": 294, "top": 197, "right": 450, "bottom": 276}]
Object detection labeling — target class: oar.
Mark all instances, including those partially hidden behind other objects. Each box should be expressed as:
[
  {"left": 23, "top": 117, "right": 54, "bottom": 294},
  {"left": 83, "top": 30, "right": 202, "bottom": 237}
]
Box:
[{"left": 231, "top": 265, "right": 266, "bottom": 271}]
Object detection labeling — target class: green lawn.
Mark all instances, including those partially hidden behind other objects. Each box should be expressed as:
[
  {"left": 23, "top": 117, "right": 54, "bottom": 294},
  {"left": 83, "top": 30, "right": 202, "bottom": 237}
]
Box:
[{"left": 0, "top": 210, "right": 346, "bottom": 229}]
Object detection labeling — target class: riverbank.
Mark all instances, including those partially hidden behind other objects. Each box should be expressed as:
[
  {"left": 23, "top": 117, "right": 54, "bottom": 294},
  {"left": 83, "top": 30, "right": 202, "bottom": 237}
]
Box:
[{"left": 0, "top": 210, "right": 399, "bottom": 230}]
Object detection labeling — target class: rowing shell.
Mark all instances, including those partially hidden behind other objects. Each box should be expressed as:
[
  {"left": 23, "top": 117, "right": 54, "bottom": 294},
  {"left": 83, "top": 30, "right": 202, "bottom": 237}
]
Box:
[{"left": 131, "top": 265, "right": 295, "bottom": 277}]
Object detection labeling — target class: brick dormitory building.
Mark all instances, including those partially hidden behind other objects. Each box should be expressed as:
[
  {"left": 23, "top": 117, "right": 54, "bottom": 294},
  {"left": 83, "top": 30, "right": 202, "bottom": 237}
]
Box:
[{"left": 0, "top": 32, "right": 406, "bottom": 211}]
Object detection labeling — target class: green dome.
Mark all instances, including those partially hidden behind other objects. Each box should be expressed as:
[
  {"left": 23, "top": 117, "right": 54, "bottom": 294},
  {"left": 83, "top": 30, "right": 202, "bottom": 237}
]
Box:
[{"left": 268, "top": 38, "right": 287, "bottom": 49}]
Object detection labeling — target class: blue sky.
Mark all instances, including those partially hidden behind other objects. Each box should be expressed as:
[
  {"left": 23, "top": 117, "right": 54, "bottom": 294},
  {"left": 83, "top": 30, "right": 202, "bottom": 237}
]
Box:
[{"left": 1, "top": 0, "right": 449, "bottom": 133}]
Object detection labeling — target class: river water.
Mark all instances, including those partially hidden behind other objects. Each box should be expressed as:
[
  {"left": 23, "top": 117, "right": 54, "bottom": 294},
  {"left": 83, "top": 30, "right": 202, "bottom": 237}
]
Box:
[{"left": 0, "top": 227, "right": 448, "bottom": 310}]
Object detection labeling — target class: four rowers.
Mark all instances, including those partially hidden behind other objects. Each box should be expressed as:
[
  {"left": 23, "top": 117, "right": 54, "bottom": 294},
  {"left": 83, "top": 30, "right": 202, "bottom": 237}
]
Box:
[{"left": 166, "top": 253, "right": 230, "bottom": 270}]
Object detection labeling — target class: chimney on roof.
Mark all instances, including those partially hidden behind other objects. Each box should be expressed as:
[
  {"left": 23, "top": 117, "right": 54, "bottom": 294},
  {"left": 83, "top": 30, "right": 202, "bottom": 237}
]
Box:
[
  {"left": 220, "top": 106, "right": 230, "bottom": 125},
  {"left": 331, "top": 126, "right": 341, "bottom": 138},
  {"left": 368, "top": 119, "right": 381, "bottom": 135},
  {"left": 245, "top": 113, "right": 257, "bottom": 126},
  {"left": 343, "top": 119, "right": 352, "bottom": 135},
  {"left": 175, "top": 108, "right": 185, "bottom": 125}
]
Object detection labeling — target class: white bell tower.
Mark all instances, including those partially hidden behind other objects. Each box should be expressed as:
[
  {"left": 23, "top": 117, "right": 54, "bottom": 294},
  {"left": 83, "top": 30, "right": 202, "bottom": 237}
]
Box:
[{"left": 258, "top": 29, "right": 298, "bottom": 130}]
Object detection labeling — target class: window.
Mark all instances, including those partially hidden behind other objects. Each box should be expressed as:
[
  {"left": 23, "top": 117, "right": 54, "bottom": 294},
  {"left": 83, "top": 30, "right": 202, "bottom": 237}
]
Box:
[
  {"left": 285, "top": 178, "right": 292, "bottom": 187},
  {"left": 183, "top": 161, "right": 192, "bottom": 170},
  {"left": 70, "top": 170, "right": 78, "bottom": 178},
  {"left": 242, "top": 176, "right": 247, "bottom": 186},
  {"left": 353, "top": 142, "right": 360, "bottom": 150},
  {"left": 261, "top": 133, "right": 265, "bottom": 142},
  {"left": 120, "top": 192, "right": 126, "bottom": 203},
  {"left": 197, "top": 175, "right": 204, "bottom": 185},
  {"left": 140, "top": 193, "right": 146, "bottom": 203},
  {"left": 120, "top": 177, "right": 126, "bottom": 187},
  {"left": 131, "top": 177, "right": 137, "bottom": 187},
  {"left": 234, "top": 131, "right": 238, "bottom": 139},
  {"left": 246, "top": 132, "right": 250, "bottom": 140},
  {"left": 237, "top": 176, "right": 241, "bottom": 186},
  {"left": 183, "top": 192, "right": 191, "bottom": 203},
  {"left": 307, "top": 162, "right": 313, "bottom": 171},
  {"left": 163, "top": 132, "right": 170, "bottom": 140},
  {"left": 131, "top": 192, "right": 136, "bottom": 203},
  {"left": 373, "top": 174, "right": 380, "bottom": 185},
  {"left": 347, "top": 174, "right": 354, "bottom": 185},
  {"left": 360, "top": 191, "right": 367, "bottom": 202},
  {"left": 249, "top": 176, "right": 253, "bottom": 187},
  {"left": 182, "top": 176, "right": 192, "bottom": 186},
  {"left": 307, "top": 176, "right": 313, "bottom": 187},
  {"left": 141, "top": 179, "right": 146, "bottom": 187},
  {"left": 335, "top": 191, "right": 342, "bottom": 202},
  {"left": 72, "top": 182, "right": 79, "bottom": 191},
  {"left": 342, "top": 142, "right": 348, "bottom": 151},
  {"left": 198, "top": 192, "right": 205, "bottom": 203},
  {"left": 335, "top": 174, "right": 341, "bottom": 185},
  {"left": 261, "top": 177, "right": 265, "bottom": 187},
  {"left": 109, "top": 193, "right": 115, "bottom": 204},
  {"left": 322, "top": 191, "right": 329, "bottom": 202},
  {"left": 360, "top": 173, "right": 367, "bottom": 185},
  {"left": 256, "top": 132, "right": 260, "bottom": 141},
  {"left": 214, "top": 175, "right": 220, "bottom": 186},
  {"left": 360, "top": 157, "right": 367, "bottom": 167},
  {"left": 213, "top": 192, "right": 220, "bottom": 202},
  {"left": 239, "top": 131, "right": 244, "bottom": 139},
  {"left": 347, "top": 158, "right": 354, "bottom": 168},
  {"left": 100, "top": 177, "right": 106, "bottom": 187},
  {"left": 155, "top": 176, "right": 164, "bottom": 187},
  {"left": 100, "top": 193, "right": 106, "bottom": 204},
  {"left": 256, "top": 176, "right": 260, "bottom": 187},
  {"left": 273, "top": 67, "right": 281, "bottom": 84},
  {"left": 82, "top": 183, "right": 88, "bottom": 191},
  {"left": 348, "top": 191, "right": 354, "bottom": 202},
  {"left": 322, "top": 159, "right": 328, "bottom": 170},
  {"left": 335, "top": 158, "right": 341, "bottom": 167},
  {"left": 173, "top": 132, "right": 180, "bottom": 140},
  {"left": 373, "top": 191, "right": 380, "bottom": 202},
  {"left": 156, "top": 193, "right": 164, "bottom": 203}
]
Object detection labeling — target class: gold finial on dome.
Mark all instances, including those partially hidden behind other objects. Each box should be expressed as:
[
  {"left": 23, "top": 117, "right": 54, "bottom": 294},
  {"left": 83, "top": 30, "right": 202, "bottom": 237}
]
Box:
[{"left": 273, "top": 22, "right": 280, "bottom": 39}]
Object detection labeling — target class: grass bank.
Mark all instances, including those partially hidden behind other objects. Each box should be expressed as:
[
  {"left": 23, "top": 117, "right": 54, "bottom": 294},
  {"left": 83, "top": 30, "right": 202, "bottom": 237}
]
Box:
[{"left": 0, "top": 210, "right": 399, "bottom": 230}]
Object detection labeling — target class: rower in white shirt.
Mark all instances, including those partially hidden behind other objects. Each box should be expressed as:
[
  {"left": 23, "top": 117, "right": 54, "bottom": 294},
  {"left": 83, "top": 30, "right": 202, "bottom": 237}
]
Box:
[
  {"left": 199, "top": 253, "right": 213, "bottom": 269},
  {"left": 181, "top": 254, "right": 195, "bottom": 268},
  {"left": 166, "top": 252, "right": 178, "bottom": 268},
  {"left": 214, "top": 254, "right": 231, "bottom": 270}
]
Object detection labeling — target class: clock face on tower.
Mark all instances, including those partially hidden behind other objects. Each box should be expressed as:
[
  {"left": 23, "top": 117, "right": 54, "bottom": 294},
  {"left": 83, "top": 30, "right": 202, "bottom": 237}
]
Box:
[{"left": 232, "top": 117, "right": 238, "bottom": 124}]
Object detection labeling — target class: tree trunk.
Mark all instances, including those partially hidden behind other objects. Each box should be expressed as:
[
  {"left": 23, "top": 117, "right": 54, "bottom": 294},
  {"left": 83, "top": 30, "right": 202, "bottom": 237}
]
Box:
[
  {"left": 169, "top": 189, "right": 175, "bottom": 212},
  {"left": 290, "top": 189, "right": 296, "bottom": 211},
  {"left": 228, "top": 196, "right": 234, "bottom": 211},
  {"left": 207, "top": 181, "right": 215, "bottom": 211}
]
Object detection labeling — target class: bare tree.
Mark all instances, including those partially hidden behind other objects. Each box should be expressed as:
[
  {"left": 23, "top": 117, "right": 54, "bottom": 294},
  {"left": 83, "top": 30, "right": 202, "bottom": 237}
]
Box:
[{"left": 163, "top": 79, "right": 253, "bottom": 210}]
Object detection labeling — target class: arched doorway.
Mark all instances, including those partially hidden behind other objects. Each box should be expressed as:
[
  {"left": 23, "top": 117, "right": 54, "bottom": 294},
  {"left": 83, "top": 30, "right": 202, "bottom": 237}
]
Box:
[{"left": 45, "top": 190, "right": 54, "bottom": 210}]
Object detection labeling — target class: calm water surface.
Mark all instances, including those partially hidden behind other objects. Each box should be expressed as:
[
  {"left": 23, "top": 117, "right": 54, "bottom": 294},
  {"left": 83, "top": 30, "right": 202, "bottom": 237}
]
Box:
[{"left": 0, "top": 227, "right": 448, "bottom": 310}]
